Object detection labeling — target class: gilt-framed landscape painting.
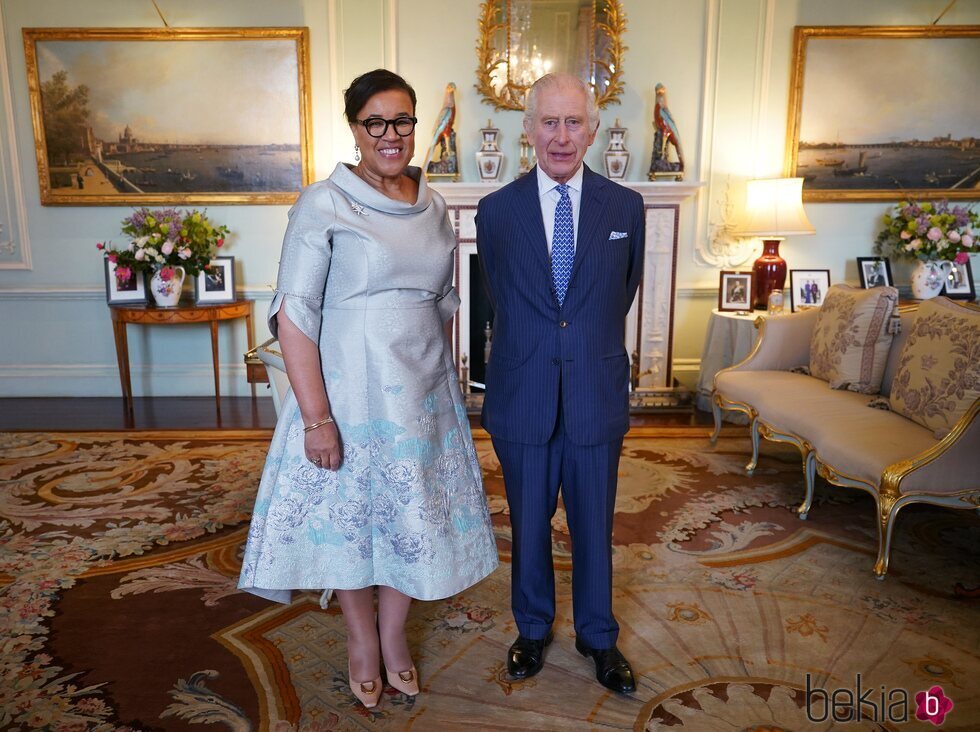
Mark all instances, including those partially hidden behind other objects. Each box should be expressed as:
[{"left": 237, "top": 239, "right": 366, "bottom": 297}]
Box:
[
  {"left": 23, "top": 27, "right": 313, "bottom": 206},
  {"left": 785, "top": 26, "right": 980, "bottom": 202}
]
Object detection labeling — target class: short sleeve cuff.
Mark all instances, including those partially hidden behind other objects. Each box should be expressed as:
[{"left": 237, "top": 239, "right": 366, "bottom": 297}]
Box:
[{"left": 268, "top": 290, "right": 322, "bottom": 344}]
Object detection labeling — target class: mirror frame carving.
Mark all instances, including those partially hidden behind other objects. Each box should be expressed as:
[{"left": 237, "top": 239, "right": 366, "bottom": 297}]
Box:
[{"left": 475, "top": 0, "right": 628, "bottom": 111}]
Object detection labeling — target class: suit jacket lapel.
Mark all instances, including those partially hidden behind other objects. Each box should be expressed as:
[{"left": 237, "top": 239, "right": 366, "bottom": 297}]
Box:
[
  {"left": 514, "top": 167, "right": 551, "bottom": 274},
  {"left": 568, "top": 165, "right": 607, "bottom": 287}
]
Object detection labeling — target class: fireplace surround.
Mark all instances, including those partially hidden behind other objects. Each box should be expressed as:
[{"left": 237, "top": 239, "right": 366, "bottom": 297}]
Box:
[{"left": 431, "top": 179, "right": 702, "bottom": 407}]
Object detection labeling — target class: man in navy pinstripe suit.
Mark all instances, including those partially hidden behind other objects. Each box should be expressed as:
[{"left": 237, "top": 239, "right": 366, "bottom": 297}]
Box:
[{"left": 476, "top": 73, "right": 644, "bottom": 694}]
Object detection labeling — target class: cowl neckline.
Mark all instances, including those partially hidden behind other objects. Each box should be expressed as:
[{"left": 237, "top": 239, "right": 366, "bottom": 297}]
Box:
[{"left": 329, "top": 162, "right": 432, "bottom": 215}]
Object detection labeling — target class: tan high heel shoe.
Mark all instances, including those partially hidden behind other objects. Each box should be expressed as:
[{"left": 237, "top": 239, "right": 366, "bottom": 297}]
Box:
[
  {"left": 349, "top": 661, "right": 382, "bottom": 708},
  {"left": 384, "top": 663, "right": 420, "bottom": 696}
]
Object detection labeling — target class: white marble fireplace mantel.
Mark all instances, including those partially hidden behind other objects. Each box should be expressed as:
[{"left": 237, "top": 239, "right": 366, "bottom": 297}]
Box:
[{"left": 430, "top": 179, "right": 703, "bottom": 391}]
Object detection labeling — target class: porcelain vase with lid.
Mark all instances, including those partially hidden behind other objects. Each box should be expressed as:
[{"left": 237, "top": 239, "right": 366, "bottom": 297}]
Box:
[
  {"left": 603, "top": 118, "right": 630, "bottom": 180},
  {"left": 910, "top": 259, "right": 951, "bottom": 300},
  {"left": 150, "top": 265, "right": 186, "bottom": 307},
  {"left": 475, "top": 119, "right": 503, "bottom": 182}
]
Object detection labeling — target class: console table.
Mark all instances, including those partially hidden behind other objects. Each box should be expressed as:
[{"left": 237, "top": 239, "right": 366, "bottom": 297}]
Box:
[{"left": 110, "top": 300, "right": 255, "bottom": 414}]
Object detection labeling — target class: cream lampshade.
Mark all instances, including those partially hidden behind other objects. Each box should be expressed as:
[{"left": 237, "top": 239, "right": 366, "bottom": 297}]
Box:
[{"left": 736, "top": 178, "right": 815, "bottom": 309}]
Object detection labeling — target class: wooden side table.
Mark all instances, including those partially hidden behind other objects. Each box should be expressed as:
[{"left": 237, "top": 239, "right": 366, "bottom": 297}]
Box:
[{"left": 109, "top": 300, "right": 255, "bottom": 414}]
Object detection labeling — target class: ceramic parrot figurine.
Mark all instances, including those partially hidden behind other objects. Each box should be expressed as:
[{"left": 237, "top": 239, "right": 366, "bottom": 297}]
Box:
[
  {"left": 423, "top": 82, "right": 457, "bottom": 170},
  {"left": 654, "top": 82, "right": 684, "bottom": 169}
]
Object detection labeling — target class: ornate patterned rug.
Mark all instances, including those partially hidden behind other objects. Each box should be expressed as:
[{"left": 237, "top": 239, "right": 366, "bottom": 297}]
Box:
[{"left": 1, "top": 429, "right": 977, "bottom": 731}]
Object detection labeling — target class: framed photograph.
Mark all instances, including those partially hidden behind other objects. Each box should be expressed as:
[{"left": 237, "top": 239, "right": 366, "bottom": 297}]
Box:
[
  {"left": 23, "top": 27, "right": 313, "bottom": 206},
  {"left": 195, "top": 257, "right": 236, "bottom": 304},
  {"left": 785, "top": 26, "right": 980, "bottom": 202},
  {"left": 857, "top": 256, "right": 893, "bottom": 288},
  {"left": 104, "top": 259, "right": 147, "bottom": 305},
  {"left": 790, "top": 269, "right": 831, "bottom": 312},
  {"left": 718, "top": 270, "right": 754, "bottom": 313},
  {"left": 943, "top": 259, "right": 975, "bottom": 300}
]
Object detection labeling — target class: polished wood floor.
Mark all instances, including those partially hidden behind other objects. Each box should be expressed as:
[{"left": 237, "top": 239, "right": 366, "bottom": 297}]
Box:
[
  {"left": 0, "top": 397, "right": 277, "bottom": 431},
  {"left": 0, "top": 397, "right": 712, "bottom": 431}
]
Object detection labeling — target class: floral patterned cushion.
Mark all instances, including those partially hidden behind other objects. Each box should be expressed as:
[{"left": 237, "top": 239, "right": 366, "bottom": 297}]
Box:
[
  {"left": 889, "top": 297, "right": 980, "bottom": 436},
  {"left": 809, "top": 284, "right": 899, "bottom": 393}
]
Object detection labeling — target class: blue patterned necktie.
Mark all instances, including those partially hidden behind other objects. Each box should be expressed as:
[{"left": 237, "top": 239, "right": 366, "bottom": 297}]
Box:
[{"left": 552, "top": 183, "right": 574, "bottom": 306}]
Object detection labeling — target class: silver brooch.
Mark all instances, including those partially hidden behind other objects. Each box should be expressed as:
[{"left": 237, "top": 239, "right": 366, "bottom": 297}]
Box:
[{"left": 350, "top": 201, "right": 367, "bottom": 216}]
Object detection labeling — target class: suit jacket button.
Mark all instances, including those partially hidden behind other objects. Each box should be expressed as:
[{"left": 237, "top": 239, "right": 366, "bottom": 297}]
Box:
[
  {"left": 559, "top": 320, "right": 568, "bottom": 328},
  {"left": 552, "top": 358, "right": 560, "bottom": 365}
]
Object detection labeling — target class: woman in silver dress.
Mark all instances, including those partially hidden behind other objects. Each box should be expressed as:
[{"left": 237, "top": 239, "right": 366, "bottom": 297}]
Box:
[{"left": 238, "top": 69, "right": 498, "bottom": 708}]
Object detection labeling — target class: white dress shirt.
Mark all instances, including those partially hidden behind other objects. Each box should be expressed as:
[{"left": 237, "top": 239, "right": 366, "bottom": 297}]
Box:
[{"left": 536, "top": 164, "right": 584, "bottom": 255}]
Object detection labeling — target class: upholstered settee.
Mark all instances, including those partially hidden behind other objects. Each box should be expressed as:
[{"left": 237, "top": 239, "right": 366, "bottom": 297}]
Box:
[{"left": 710, "top": 289, "right": 979, "bottom": 579}]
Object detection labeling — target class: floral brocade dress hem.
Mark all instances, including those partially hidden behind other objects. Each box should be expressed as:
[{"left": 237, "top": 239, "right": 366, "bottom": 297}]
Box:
[{"left": 238, "top": 163, "right": 498, "bottom": 603}]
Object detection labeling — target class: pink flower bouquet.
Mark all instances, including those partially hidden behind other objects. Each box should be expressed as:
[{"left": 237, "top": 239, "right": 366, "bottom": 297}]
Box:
[{"left": 875, "top": 199, "right": 978, "bottom": 264}]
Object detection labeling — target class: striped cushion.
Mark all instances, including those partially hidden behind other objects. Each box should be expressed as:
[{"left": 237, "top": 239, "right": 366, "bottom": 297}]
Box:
[{"left": 809, "top": 284, "right": 898, "bottom": 393}]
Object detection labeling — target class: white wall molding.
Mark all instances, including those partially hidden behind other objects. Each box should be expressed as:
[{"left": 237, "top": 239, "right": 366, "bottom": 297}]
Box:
[
  {"left": 749, "top": 0, "right": 776, "bottom": 178},
  {"left": 0, "top": 287, "right": 275, "bottom": 301},
  {"left": 384, "top": 0, "right": 398, "bottom": 70},
  {"left": 430, "top": 180, "right": 705, "bottom": 206},
  {"left": 693, "top": 0, "right": 778, "bottom": 270},
  {"left": 0, "top": 1, "right": 32, "bottom": 270},
  {"left": 0, "top": 362, "right": 270, "bottom": 398},
  {"left": 675, "top": 286, "right": 719, "bottom": 299},
  {"left": 671, "top": 357, "right": 702, "bottom": 374},
  {"left": 326, "top": 0, "right": 343, "bottom": 168},
  {"left": 692, "top": 0, "right": 721, "bottom": 267}
]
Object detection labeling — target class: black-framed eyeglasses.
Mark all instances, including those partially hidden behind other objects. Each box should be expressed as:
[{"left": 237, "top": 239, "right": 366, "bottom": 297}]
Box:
[{"left": 356, "top": 116, "right": 418, "bottom": 138}]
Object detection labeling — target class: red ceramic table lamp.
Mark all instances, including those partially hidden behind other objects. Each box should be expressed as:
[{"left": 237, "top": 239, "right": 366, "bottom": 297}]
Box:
[{"left": 737, "top": 178, "right": 815, "bottom": 309}]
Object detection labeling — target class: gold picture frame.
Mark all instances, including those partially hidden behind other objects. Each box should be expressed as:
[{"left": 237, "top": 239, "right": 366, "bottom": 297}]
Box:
[
  {"left": 785, "top": 25, "right": 980, "bottom": 202},
  {"left": 23, "top": 27, "right": 313, "bottom": 206},
  {"left": 475, "top": 0, "right": 627, "bottom": 111}
]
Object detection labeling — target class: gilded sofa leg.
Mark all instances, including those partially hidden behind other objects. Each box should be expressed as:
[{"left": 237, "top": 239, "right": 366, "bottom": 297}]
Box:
[
  {"left": 710, "top": 393, "right": 723, "bottom": 444},
  {"left": 746, "top": 414, "right": 760, "bottom": 475},
  {"left": 797, "top": 451, "right": 816, "bottom": 520},
  {"left": 873, "top": 494, "right": 902, "bottom": 580}
]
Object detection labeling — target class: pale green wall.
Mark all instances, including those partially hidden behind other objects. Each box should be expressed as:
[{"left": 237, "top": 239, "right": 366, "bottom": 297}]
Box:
[
  {"left": 0, "top": 0, "right": 976, "bottom": 397},
  {"left": 0, "top": 0, "right": 335, "bottom": 397},
  {"left": 671, "top": 0, "right": 980, "bottom": 387}
]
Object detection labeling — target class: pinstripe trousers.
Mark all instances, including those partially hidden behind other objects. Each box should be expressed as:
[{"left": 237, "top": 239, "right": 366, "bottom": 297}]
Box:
[{"left": 492, "top": 405, "right": 623, "bottom": 649}]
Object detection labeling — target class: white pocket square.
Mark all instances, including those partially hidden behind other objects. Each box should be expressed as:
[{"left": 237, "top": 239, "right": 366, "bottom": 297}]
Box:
[{"left": 609, "top": 231, "right": 628, "bottom": 240}]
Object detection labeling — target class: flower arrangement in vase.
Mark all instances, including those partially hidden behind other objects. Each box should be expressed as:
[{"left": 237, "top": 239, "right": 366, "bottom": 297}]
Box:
[
  {"left": 97, "top": 208, "right": 230, "bottom": 306},
  {"left": 874, "top": 199, "right": 977, "bottom": 299}
]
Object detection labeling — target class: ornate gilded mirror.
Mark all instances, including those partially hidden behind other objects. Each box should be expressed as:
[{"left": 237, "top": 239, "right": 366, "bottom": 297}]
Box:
[{"left": 476, "top": 0, "right": 627, "bottom": 111}]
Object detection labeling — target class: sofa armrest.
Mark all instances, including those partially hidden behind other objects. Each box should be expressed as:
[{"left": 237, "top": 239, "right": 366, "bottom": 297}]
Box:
[
  {"left": 255, "top": 338, "right": 291, "bottom": 417},
  {"left": 713, "top": 309, "right": 819, "bottom": 389},
  {"left": 884, "top": 399, "right": 980, "bottom": 496}
]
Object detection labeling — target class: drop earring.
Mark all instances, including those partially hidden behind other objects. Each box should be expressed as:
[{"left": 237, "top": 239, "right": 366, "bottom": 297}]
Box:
[{"left": 354, "top": 145, "right": 360, "bottom": 162}]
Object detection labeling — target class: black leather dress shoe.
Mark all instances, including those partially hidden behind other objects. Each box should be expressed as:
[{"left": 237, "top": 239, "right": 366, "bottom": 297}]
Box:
[
  {"left": 507, "top": 631, "right": 554, "bottom": 679},
  {"left": 575, "top": 638, "right": 637, "bottom": 693}
]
